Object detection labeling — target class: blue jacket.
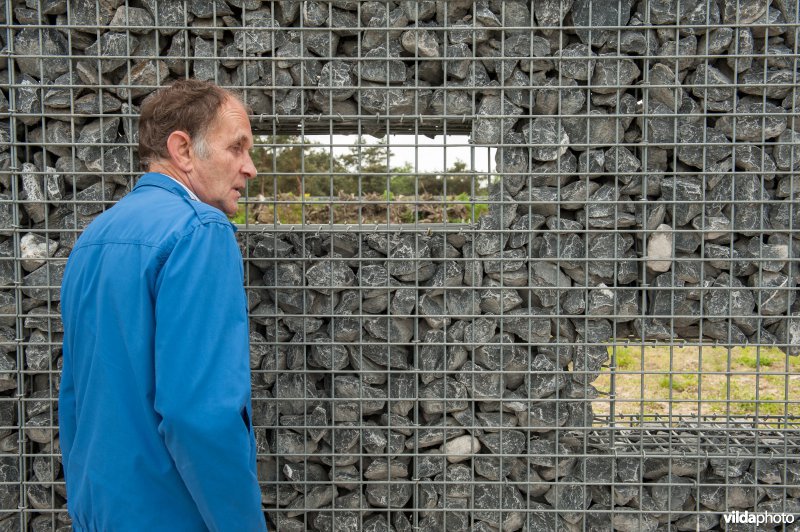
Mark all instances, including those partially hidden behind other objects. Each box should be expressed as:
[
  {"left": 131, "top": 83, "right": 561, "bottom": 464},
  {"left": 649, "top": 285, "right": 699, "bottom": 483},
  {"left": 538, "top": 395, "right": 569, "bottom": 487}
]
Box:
[{"left": 59, "top": 172, "right": 266, "bottom": 531}]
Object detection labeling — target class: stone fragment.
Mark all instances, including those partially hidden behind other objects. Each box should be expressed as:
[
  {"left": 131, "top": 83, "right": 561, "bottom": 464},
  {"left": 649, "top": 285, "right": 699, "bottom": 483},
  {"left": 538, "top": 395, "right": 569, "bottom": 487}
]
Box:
[
  {"left": 657, "top": 34, "right": 698, "bottom": 71},
  {"left": 774, "top": 129, "right": 800, "bottom": 170},
  {"left": 534, "top": 77, "right": 586, "bottom": 115},
  {"left": 524, "top": 117, "right": 569, "bottom": 162},
  {"left": 441, "top": 435, "right": 480, "bottom": 463},
  {"left": 472, "top": 96, "right": 523, "bottom": 145},
  {"left": 660, "top": 177, "right": 704, "bottom": 226},
  {"left": 572, "top": 0, "right": 634, "bottom": 46},
  {"left": 562, "top": 109, "right": 621, "bottom": 151},
  {"left": 676, "top": 125, "right": 731, "bottom": 168},
  {"left": 20, "top": 234, "right": 59, "bottom": 273},
  {"left": 109, "top": 6, "right": 155, "bottom": 31},
  {"left": 556, "top": 43, "right": 596, "bottom": 81},
  {"left": 14, "top": 28, "right": 70, "bottom": 80},
  {"left": 591, "top": 54, "right": 640, "bottom": 94},
  {"left": 717, "top": 101, "right": 786, "bottom": 141},
  {"left": 358, "top": 46, "right": 406, "bottom": 83},
  {"left": 235, "top": 10, "right": 287, "bottom": 53},
  {"left": 306, "top": 261, "right": 355, "bottom": 294}
]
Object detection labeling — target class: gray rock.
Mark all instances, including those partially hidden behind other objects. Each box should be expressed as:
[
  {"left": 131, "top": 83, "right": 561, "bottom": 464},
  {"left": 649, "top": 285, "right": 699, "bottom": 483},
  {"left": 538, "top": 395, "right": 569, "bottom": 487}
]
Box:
[
  {"left": 309, "top": 335, "right": 348, "bottom": 370},
  {"left": 419, "top": 377, "right": 468, "bottom": 415},
  {"left": 401, "top": 28, "right": 439, "bottom": 59},
  {"left": 734, "top": 144, "right": 777, "bottom": 181},
  {"left": 191, "top": 37, "right": 216, "bottom": 82},
  {"left": 14, "top": 28, "right": 70, "bottom": 80},
  {"left": 76, "top": 117, "right": 121, "bottom": 165},
  {"left": 650, "top": 474, "right": 695, "bottom": 512},
  {"left": 317, "top": 61, "right": 354, "bottom": 102},
  {"left": 749, "top": 272, "right": 796, "bottom": 316},
  {"left": 540, "top": 232, "right": 584, "bottom": 271},
  {"left": 235, "top": 10, "right": 287, "bottom": 53},
  {"left": 524, "top": 117, "right": 570, "bottom": 162},
  {"left": 365, "top": 481, "right": 413, "bottom": 508},
  {"left": 572, "top": 344, "right": 608, "bottom": 385},
  {"left": 534, "top": 77, "right": 586, "bottom": 115},
  {"left": 656, "top": 34, "right": 698, "bottom": 71},
  {"left": 544, "top": 478, "right": 591, "bottom": 524},
  {"left": 557, "top": 43, "right": 596, "bottom": 81},
  {"left": 400, "top": 0, "right": 436, "bottom": 21},
  {"left": 275, "top": 373, "right": 321, "bottom": 416},
  {"left": 15, "top": 75, "right": 42, "bottom": 127},
  {"left": 479, "top": 282, "right": 524, "bottom": 315},
  {"left": 704, "top": 273, "right": 757, "bottom": 334},
  {"left": 87, "top": 32, "right": 138, "bottom": 75},
  {"left": 526, "top": 354, "right": 568, "bottom": 398},
  {"left": 22, "top": 261, "right": 65, "bottom": 302},
  {"left": 358, "top": 46, "right": 406, "bottom": 83},
  {"left": 109, "top": 6, "right": 155, "bottom": 32},
  {"left": 76, "top": 182, "right": 116, "bottom": 217},
  {"left": 73, "top": 91, "right": 124, "bottom": 116},
  {"left": 472, "top": 483, "right": 526, "bottom": 529},
  {"left": 717, "top": 101, "right": 786, "bottom": 142},
  {"left": 676, "top": 125, "right": 730, "bottom": 168},
  {"left": 562, "top": 109, "right": 621, "bottom": 151},
  {"left": 713, "top": 173, "right": 769, "bottom": 235},
  {"left": 739, "top": 66, "right": 795, "bottom": 100},
  {"left": 472, "top": 96, "right": 523, "bottom": 145},
  {"left": 612, "top": 509, "right": 659, "bottom": 532},
  {"left": 591, "top": 54, "right": 640, "bottom": 94},
  {"left": 117, "top": 60, "right": 169, "bottom": 100},
  {"left": 473, "top": 215, "right": 509, "bottom": 256},
  {"left": 137, "top": 0, "right": 183, "bottom": 34},
  {"left": 774, "top": 313, "right": 800, "bottom": 356},
  {"left": 661, "top": 176, "right": 704, "bottom": 226},
  {"left": 359, "top": 339, "right": 410, "bottom": 369},
  {"left": 689, "top": 63, "right": 734, "bottom": 104},
  {"left": 456, "top": 360, "right": 502, "bottom": 399},
  {"left": 306, "top": 260, "right": 355, "bottom": 294},
  {"left": 572, "top": 0, "right": 634, "bottom": 45},
  {"left": 723, "top": 0, "right": 769, "bottom": 24},
  {"left": 774, "top": 129, "right": 800, "bottom": 170}
]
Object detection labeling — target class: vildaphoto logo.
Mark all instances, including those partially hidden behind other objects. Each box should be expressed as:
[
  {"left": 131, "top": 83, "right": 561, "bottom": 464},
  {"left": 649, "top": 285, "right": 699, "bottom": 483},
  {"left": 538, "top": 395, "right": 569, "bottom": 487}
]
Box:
[{"left": 722, "top": 510, "right": 796, "bottom": 525}]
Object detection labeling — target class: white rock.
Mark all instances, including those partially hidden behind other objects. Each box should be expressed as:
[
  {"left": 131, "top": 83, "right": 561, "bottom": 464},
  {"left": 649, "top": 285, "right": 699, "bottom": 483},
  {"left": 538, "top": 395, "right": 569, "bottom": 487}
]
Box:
[
  {"left": 647, "top": 224, "right": 673, "bottom": 272},
  {"left": 20, "top": 233, "right": 59, "bottom": 272},
  {"left": 442, "top": 435, "right": 481, "bottom": 463}
]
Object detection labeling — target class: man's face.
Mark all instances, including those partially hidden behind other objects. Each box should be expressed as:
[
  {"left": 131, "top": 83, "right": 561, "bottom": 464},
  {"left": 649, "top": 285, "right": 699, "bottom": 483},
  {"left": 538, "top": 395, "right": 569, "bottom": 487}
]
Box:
[{"left": 189, "top": 97, "right": 256, "bottom": 216}]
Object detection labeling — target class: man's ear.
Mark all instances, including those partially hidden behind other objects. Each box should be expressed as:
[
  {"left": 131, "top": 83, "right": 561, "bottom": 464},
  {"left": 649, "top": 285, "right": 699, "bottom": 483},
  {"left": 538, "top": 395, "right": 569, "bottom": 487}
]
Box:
[{"left": 165, "top": 130, "right": 194, "bottom": 172}]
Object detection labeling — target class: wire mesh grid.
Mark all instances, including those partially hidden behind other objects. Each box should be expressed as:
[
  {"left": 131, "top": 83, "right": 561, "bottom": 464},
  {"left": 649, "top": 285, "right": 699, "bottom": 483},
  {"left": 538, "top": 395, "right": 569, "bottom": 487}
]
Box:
[{"left": 0, "top": 0, "right": 799, "bottom": 530}]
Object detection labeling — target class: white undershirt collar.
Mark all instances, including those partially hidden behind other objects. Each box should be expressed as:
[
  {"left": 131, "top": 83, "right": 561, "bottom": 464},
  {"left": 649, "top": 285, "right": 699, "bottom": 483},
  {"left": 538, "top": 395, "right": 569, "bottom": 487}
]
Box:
[{"left": 155, "top": 172, "right": 200, "bottom": 201}]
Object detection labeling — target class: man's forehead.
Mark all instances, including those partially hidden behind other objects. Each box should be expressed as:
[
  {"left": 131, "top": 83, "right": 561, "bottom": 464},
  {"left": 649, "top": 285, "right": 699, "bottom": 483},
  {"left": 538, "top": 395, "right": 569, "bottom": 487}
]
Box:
[{"left": 215, "top": 99, "right": 254, "bottom": 139}]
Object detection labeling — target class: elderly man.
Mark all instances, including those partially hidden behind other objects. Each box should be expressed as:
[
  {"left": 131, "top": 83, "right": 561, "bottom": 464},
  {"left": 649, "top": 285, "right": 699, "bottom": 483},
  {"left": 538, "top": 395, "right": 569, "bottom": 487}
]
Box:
[{"left": 59, "top": 79, "right": 266, "bottom": 531}]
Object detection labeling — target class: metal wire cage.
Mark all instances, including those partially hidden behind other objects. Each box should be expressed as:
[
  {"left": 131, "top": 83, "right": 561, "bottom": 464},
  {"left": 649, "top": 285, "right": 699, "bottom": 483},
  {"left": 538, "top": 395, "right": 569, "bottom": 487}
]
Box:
[{"left": 1, "top": 0, "right": 799, "bottom": 530}]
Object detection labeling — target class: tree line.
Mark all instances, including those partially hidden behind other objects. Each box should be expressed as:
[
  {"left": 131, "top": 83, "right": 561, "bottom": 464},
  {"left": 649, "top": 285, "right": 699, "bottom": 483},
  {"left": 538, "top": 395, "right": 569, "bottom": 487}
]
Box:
[{"left": 249, "top": 136, "right": 489, "bottom": 198}]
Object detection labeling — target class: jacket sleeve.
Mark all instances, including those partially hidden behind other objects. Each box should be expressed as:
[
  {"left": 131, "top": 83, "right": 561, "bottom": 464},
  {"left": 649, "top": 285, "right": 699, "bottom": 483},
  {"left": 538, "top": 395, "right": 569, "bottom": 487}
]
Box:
[
  {"left": 153, "top": 220, "right": 265, "bottom": 532},
  {"left": 57, "top": 342, "right": 76, "bottom": 471}
]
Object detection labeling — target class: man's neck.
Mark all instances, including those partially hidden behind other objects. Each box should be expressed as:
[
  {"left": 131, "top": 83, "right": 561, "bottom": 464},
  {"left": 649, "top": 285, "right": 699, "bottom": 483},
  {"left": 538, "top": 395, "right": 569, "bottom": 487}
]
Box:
[{"left": 147, "top": 164, "right": 199, "bottom": 201}]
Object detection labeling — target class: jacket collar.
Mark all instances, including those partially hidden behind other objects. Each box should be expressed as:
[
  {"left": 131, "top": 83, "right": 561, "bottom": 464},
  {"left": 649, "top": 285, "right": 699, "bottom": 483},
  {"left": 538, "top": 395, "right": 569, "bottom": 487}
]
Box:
[
  {"left": 134, "top": 172, "right": 239, "bottom": 232},
  {"left": 134, "top": 172, "right": 198, "bottom": 201}
]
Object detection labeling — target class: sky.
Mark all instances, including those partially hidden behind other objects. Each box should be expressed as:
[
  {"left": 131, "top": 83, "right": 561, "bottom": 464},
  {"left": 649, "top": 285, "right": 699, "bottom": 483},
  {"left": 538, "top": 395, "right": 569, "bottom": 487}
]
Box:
[{"left": 305, "top": 134, "right": 496, "bottom": 174}]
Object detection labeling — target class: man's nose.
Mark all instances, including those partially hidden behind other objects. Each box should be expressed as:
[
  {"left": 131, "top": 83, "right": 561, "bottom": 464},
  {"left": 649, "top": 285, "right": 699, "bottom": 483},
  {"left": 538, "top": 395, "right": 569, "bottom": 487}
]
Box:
[{"left": 243, "top": 153, "right": 257, "bottom": 180}]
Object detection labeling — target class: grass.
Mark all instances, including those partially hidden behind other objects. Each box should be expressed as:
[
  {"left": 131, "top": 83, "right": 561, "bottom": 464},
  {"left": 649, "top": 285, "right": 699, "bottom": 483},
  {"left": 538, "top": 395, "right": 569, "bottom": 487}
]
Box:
[
  {"left": 230, "top": 194, "right": 489, "bottom": 225},
  {"left": 593, "top": 345, "right": 800, "bottom": 427}
]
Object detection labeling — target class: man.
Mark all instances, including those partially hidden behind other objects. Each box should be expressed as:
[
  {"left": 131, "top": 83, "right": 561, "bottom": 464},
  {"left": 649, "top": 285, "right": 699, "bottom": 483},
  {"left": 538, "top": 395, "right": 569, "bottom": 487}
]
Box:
[{"left": 59, "top": 79, "right": 266, "bottom": 531}]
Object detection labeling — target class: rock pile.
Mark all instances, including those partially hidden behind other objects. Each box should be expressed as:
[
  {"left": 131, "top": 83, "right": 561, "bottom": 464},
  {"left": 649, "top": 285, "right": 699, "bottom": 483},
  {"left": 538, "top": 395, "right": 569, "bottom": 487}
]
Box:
[{"left": 0, "top": 0, "right": 798, "bottom": 529}]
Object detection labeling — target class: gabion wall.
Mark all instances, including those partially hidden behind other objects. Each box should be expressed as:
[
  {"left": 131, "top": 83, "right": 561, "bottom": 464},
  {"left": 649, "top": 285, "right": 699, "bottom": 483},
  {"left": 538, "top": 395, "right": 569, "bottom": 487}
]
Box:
[{"left": 1, "top": 0, "right": 799, "bottom": 530}]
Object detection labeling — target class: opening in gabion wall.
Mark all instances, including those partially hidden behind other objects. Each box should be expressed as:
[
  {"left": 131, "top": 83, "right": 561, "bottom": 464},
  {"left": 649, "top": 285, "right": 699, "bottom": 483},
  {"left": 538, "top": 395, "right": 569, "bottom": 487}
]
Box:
[{"left": 1, "top": 0, "right": 799, "bottom": 530}]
